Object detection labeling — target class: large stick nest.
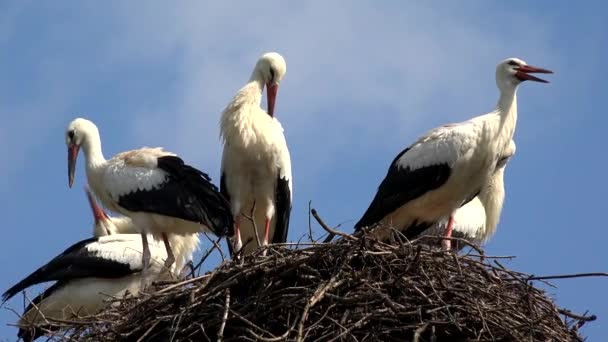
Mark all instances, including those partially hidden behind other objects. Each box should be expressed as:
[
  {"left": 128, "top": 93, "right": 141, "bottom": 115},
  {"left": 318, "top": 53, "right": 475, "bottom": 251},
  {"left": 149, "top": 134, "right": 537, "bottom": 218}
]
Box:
[{"left": 34, "top": 223, "right": 594, "bottom": 342}]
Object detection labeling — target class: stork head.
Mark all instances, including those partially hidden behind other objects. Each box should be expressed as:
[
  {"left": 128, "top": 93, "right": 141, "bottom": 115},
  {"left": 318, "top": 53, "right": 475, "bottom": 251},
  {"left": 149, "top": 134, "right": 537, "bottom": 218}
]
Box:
[
  {"left": 496, "top": 58, "right": 553, "bottom": 90},
  {"left": 253, "top": 52, "right": 287, "bottom": 117},
  {"left": 66, "top": 118, "right": 98, "bottom": 188}
]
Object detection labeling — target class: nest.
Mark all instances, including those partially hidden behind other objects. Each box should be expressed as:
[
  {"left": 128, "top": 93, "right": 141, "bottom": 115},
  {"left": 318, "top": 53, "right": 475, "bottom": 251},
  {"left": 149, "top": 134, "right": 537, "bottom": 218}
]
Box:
[{"left": 23, "top": 212, "right": 596, "bottom": 341}]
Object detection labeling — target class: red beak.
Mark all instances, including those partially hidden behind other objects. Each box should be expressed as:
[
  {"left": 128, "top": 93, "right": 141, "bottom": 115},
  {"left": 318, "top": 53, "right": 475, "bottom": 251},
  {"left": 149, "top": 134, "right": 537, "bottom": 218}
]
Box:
[
  {"left": 68, "top": 144, "right": 79, "bottom": 188},
  {"left": 85, "top": 187, "right": 108, "bottom": 224},
  {"left": 515, "top": 65, "right": 553, "bottom": 83},
  {"left": 266, "top": 83, "right": 278, "bottom": 117}
]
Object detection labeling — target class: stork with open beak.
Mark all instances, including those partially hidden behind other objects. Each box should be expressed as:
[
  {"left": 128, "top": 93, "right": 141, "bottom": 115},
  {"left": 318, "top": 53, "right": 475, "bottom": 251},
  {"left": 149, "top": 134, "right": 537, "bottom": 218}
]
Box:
[{"left": 355, "top": 58, "right": 552, "bottom": 250}]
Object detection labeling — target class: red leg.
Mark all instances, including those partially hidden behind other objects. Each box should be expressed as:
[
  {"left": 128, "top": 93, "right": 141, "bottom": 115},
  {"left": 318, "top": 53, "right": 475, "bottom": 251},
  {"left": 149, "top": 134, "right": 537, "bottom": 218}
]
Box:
[
  {"left": 234, "top": 215, "right": 243, "bottom": 252},
  {"left": 442, "top": 215, "right": 455, "bottom": 250},
  {"left": 263, "top": 218, "right": 271, "bottom": 246}
]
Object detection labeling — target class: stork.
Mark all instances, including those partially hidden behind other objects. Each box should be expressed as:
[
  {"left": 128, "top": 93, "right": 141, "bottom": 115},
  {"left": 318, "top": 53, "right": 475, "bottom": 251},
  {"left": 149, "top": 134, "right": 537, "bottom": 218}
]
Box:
[
  {"left": 355, "top": 58, "right": 551, "bottom": 249},
  {"left": 65, "top": 118, "right": 232, "bottom": 270},
  {"left": 220, "top": 52, "right": 292, "bottom": 256},
  {"left": 416, "top": 140, "right": 516, "bottom": 250},
  {"left": 2, "top": 232, "right": 199, "bottom": 341}
]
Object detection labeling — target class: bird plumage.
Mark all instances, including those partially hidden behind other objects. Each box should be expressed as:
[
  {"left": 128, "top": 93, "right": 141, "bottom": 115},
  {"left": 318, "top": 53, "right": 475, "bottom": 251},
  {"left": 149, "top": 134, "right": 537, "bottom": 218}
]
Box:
[
  {"left": 407, "top": 140, "right": 516, "bottom": 250},
  {"left": 355, "top": 58, "right": 550, "bottom": 247},
  {"left": 220, "top": 52, "right": 292, "bottom": 256}
]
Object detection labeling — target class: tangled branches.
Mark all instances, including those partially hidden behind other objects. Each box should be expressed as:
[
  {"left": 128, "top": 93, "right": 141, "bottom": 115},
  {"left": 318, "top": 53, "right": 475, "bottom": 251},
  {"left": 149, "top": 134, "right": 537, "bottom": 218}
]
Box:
[{"left": 37, "top": 222, "right": 596, "bottom": 342}]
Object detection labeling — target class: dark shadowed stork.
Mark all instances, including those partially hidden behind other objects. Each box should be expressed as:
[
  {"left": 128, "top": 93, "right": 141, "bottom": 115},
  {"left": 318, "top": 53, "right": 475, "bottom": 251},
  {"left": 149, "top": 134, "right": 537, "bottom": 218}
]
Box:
[
  {"left": 355, "top": 58, "right": 551, "bottom": 249},
  {"left": 220, "top": 52, "right": 292, "bottom": 256},
  {"left": 417, "top": 140, "right": 516, "bottom": 250},
  {"left": 65, "top": 118, "right": 231, "bottom": 270}
]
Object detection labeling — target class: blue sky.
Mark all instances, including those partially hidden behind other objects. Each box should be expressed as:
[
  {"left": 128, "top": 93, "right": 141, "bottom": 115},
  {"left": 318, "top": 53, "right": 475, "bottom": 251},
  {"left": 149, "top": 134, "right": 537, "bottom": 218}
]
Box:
[{"left": 0, "top": 1, "right": 606, "bottom": 340}]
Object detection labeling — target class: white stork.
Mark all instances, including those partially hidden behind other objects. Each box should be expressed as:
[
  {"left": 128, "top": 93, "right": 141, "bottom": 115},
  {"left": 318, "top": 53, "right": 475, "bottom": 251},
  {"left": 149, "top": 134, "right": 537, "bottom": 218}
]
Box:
[
  {"left": 65, "top": 118, "right": 232, "bottom": 270},
  {"left": 220, "top": 52, "right": 292, "bottom": 256},
  {"left": 2, "top": 235, "right": 198, "bottom": 342},
  {"left": 417, "top": 140, "right": 516, "bottom": 250},
  {"left": 2, "top": 211, "right": 199, "bottom": 342},
  {"left": 355, "top": 58, "right": 551, "bottom": 249}
]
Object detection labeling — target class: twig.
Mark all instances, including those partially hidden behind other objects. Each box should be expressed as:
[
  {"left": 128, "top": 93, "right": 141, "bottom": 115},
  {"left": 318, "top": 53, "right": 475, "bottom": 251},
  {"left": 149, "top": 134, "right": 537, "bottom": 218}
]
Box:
[
  {"left": 297, "top": 273, "right": 343, "bottom": 342},
  {"left": 412, "top": 322, "right": 428, "bottom": 342},
  {"left": 216, "top": 289, "right": 231, "bottom": 342},
  {"left": 243, "top": 200, "right": 262, "bottom": 248},
  {"left": 191, "top": 236, "right": 222, "bottom": 276},
  {"left": 311, "top": 208, "right": 356, "bottom": 241},
  {"left": 558, "top": 309, "right": 597, "bottom": 322},
  {"left": 136, "top": 320, "right": 160, "bottom": 342},
  {"left": 526, "top": 272, "right": 608, "bottom": 281},
  {"left": 204, "top": 233, "right": 226, "bottom": 262},
  {"left": 308, "top": 200, "right": 314, "bottom": 242}
]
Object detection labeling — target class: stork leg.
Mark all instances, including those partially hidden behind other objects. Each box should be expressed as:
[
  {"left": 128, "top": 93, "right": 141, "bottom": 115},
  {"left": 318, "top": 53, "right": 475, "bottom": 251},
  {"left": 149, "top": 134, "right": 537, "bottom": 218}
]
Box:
[
  {"left": 162, "top": 232, "right": 176, "bottom": 271},
  {"left": 233, "top": 215, "right": 243, "bottom": 257},
  {"left": 140, "top": 233, "right": 151, "bottom": 290},
  {"left": 442, "top": 215, "right": 455, "bottom": 251},
  {"left": 261, "top": 217, "right": 271, "bottom": 256}
]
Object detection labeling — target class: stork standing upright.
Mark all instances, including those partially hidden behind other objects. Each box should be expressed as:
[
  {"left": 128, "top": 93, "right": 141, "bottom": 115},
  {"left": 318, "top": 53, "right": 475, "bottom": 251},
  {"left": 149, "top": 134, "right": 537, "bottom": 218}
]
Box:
[
  {"left": 220, "top": 52, "right": 292, "bottom": 256},
  {"left": 2, "top": 203, "right": 199, "bottom": 342},
  {"left": 417, "top": 140, "right": 516, "bottom": 250},
  {"left": 65, "top": 118, "right": 231, "bottom": 270},
  {"left": 355, "top": 58, "right": 552, "bottom": 249}
]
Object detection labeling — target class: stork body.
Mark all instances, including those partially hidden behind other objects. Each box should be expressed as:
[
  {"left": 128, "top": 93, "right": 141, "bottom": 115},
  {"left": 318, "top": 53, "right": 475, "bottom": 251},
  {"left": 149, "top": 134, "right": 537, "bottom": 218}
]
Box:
[
  {"left": 220, "top": 52, "right": 292, "bottom": 256},
  {"left": 3, "top": 233, "right": 199, "bottom": 341},
  {"left": 418, "top": 140, "right": 516, "bottom": 250},
  {"left": 355, "top": 58, "right": 551, "bottom": 249},
  {"left": 65, "top": 118, "right": 231, "bottom": 269},
  {"left": 3, "top": 198, "right": 199, "bottom": 341}
]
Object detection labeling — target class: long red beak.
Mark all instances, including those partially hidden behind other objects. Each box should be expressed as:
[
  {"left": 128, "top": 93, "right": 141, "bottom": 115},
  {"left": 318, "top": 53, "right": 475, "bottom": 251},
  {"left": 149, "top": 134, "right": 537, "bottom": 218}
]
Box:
[
  {"left": 68, "top": 144, "right": 79, "bottom": 188},
  {"left": 85, "top": 187, "right": 108, "bottom": 224},
  {"left": 515, "top": 65, "right": 553, "bottom": 83},
  {"left": 266, "top": 83, "right": 278, "bottom": 117}
]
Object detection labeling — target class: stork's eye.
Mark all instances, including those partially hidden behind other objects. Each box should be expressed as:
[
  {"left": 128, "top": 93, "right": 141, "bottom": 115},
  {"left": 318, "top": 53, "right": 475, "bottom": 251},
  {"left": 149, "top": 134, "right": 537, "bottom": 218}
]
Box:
[
  {"left": 508, "top": 60, "right": 519, "bottom": 67},
  {"left": 68, "top": 130, "right": 75, "bottom": 140},
  {"left": 269, "top": 68, "right": 276, "bottom": 83}
]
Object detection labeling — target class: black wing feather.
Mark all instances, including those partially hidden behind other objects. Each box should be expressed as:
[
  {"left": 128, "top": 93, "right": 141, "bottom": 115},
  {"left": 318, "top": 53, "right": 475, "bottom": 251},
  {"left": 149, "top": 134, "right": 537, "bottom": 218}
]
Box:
[
  {"left": 272, "top": 176, "right": 291, "bottom": 244},
  {"left": 2, "top": 238, "right": 133, "bottom": 303},
  {"left": 220, "top": 172, "right": 236, "bottom": 257},
  {"left": 118, "top": 156, "right": 233, "bottom": 237},
  {"left": 355, "top": 148, "right": 452, "bottom": 230}
]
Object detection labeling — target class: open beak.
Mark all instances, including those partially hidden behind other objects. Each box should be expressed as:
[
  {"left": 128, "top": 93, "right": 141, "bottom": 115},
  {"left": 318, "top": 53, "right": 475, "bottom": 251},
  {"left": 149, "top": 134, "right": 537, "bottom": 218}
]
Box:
[
  {"left": 515, "top": 65, "right": 553, "bottom": 83},
  {"left": 68, "top": 144, "right": 79, "bottom": 188},
  {"left": 85, "top": 187, "right": 108, "bottom": 224},
  {"left": 266, "top": 83, "right": 278, "bottom": 117}
]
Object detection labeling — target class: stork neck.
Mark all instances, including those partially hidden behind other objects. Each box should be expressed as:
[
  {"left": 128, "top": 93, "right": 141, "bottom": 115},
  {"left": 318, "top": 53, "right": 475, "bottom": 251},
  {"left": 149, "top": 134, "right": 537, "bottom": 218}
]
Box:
[
  {"left": 231, "top": 79, "right": 264, "bottom": 110},
  {"left": 82, "top": 130, "right": 106, "bottom": 168},
  {"left": 493, "top": 86, "right": 518, "bottom": 143},
  {"left": 496, "top": 86, "right": 517, "bottom": 118}
]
